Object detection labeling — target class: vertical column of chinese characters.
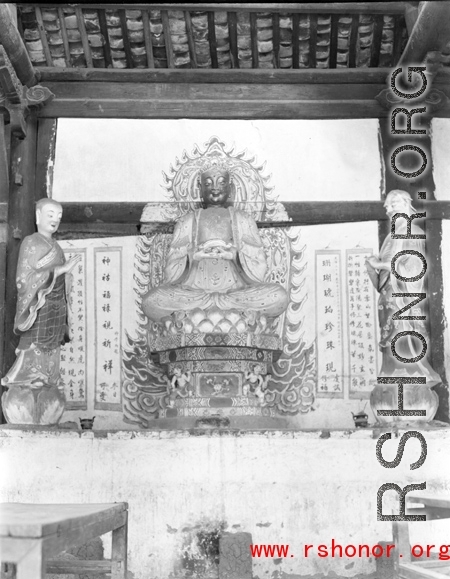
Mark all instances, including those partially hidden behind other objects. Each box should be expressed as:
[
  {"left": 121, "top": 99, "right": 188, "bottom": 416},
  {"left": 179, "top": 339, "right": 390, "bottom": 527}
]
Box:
[
  {"left": 315, "top": 250, "right": 344, "bottom": 398},
  {"left": 346, "top": 249, "right": 379, "bottom": 399},
  {"left": 94, "top": 247, "right": 123, "bottom": 411},
  {"left": 61, "top": 249, "right": 88, "bottom": 410}
]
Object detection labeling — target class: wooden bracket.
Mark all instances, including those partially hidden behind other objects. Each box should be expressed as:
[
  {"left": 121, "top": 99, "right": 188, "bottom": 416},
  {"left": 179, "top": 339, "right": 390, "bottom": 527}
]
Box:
[
  {"left": 374, "top": 86, "right": 450, "bottom": 113},
  {"left": 0, "top": 46, "right": 54, "bottom": 138}
]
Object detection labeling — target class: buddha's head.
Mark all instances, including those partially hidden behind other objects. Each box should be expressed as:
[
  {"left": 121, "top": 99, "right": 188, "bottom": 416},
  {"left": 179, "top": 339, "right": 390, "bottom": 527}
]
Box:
[
  {"left": 198, "top": 167, "right": 232, "bottom": 208},
  {"left": 384, "top": 189, "right": 415, "bottom": 219}
]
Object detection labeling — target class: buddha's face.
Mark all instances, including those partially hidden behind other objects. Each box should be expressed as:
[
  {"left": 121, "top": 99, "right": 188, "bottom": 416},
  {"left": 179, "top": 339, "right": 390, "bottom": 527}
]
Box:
[
  {"left": 384, "top": 193, "right": 409, "bottom": 219},
  {"left": 200, "top": 168, "right": 231, "bottom": 207}
]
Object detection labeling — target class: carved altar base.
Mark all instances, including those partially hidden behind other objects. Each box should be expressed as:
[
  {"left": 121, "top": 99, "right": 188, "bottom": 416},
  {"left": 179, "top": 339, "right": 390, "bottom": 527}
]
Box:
[{"left": 148, "top": 308, "right": 282, "bottom": 418}]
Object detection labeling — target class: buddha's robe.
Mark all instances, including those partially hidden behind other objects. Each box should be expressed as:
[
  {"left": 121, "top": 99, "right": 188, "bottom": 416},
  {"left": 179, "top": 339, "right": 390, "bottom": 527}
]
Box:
[
  {"left": 142, "top": 207, "right": 288, "bottom": 322},
  {"left": 1, "top": 233, "right": 68, "bottom": 387}
]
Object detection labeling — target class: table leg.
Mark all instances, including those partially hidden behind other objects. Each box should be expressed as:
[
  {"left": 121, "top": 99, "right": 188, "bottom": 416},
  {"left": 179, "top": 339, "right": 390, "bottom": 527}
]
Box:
[
  {"left": 111, "top": 516, "right": 128, "bottom": 579},
  {"left": 393, "top": 520, "right": 411, "bottom": 575},
  {"left": 15, "top": 540, "right": 44, "bottom": 579}
]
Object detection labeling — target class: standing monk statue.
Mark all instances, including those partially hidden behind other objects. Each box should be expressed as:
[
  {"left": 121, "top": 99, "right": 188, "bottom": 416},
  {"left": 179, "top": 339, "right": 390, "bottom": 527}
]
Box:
[
  {"left": 365, "top": 189, "right": 440, "bottom": 422},
  {"left": 142, "top": 164, "right": 289, "bottom": 325},
  {"left": 1, "top": 198, "right": 80, "bottom": 425}
]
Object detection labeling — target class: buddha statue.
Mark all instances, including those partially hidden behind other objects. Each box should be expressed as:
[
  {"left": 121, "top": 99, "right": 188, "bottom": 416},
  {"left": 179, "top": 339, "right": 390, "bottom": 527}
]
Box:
[{"left": 141, "top": 165, "right": 289, "bottom": 327}]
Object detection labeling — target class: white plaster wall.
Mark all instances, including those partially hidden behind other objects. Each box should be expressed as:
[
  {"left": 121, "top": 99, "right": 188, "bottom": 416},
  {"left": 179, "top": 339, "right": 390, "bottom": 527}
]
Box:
[
  {"left": 1, "top": 428, "right": 450, "bottom": 579},
  {"left": 52, "top": 119, "right": 382, "bottom": 203}
]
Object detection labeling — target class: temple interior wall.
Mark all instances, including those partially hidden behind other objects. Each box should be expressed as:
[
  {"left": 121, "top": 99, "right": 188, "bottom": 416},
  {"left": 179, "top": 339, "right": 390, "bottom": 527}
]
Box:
[
  {"left": 52, "top": 119, "right": 386, "bottom": 430},
  {"left": 1, "top": 427, "right": 450, "bottom": 579},
  {"left": 1, "top": 120, "right": 450, "bottom": 579}
]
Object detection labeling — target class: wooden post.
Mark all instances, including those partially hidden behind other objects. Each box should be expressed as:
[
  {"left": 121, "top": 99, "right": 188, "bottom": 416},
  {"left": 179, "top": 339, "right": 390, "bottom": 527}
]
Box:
[
  {"left": 0, "top": 114, "right": 10, "bottom": 423},
  {"left": 378, "top": 114, "right": 449, "bottom": 422},
  {"left": 35, "top": 118, "right": 57, "bottom": 202},
  {"left": 3, "top": 113, "right": 38, "bottom": 380}
]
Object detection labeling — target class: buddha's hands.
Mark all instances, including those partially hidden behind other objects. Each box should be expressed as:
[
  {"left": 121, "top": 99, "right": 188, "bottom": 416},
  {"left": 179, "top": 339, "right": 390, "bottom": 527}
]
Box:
[{"left": 194, "top": 242, "right": 236, "bottom": 261}]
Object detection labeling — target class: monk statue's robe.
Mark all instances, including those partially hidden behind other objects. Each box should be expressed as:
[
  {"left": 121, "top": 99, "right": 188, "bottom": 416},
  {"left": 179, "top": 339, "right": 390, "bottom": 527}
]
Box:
[
  {"left": 142, "top": 206, "right": 288, "bottom": 323},
  {"left": 2, "top": 232, "right": 68, "bottom": 387},
  {"left": 373, "top": 221, "right": 440, "bottom": 387}
]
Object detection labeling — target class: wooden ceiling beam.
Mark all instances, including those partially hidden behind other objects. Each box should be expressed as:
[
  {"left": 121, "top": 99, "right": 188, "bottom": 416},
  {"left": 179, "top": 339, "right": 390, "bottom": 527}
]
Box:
[
  {"left": 21, "top": 4, "right": 408, "bottom": 15},
  {"left": 0, "top": 4, "right": 36, "bottom": 87},
  {"left": 404, "top": 2, "right": 419, "bottom": 35},
  {"left": 35, "top": 79, "right": 401, "bottom": 119},
  {"left": 35, "top": 79, "right": 450, "bottom": 119},
  {"left": 399, "top": 1, "right": 450, "bottom": 66},
  {"left": 20, "top": 2, "right": 408, "bottom": 14},
  {"left": 35, "top": 67, "right": 394, "bottom": 84},
  {"left": 59, "top": 200, "right": 450, "bottom": 229}
]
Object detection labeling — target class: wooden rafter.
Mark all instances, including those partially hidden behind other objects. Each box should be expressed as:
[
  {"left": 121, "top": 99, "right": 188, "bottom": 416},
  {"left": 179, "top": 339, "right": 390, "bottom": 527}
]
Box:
[
  {"left": 250, "top": 13, "right": 258, "bottom": 69},
  {"left": 370, "top": 15, "right": 384, "bottom": 68},
  {"left": 75, "top": 6, "right": 94, "bottom": 68},
  {"left": 57, "top": 6, "right": 72, "bottom": 67},
  {"left": 119, "top": 8, "right": 134, "bottom": 68},
  {"left": 34, "top": 6, "right": 53, "bottom": 66},
  {"left": 308, "top": 13, "right": 318, "bottom": 68},
  {"left": 207, "top": 11, "right": 218, "bottom": 69},
  {"left": 184, "top": 10, "right": 198, "bottom": 69},
  {"left": 17, "top": 3, "right": 411, "bottom": 72},
  {"left": 329, "top": 14, "right": 339, "bottom": 69},
  {"left": 98, "top": 8, "right": 113, "bottom": 68},
  {"left": 272, "top": 12, "right": 280, "bottom": 69}
]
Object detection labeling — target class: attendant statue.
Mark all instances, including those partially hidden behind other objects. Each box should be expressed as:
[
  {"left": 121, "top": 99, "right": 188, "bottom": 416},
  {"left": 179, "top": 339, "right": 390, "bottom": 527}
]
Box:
[
  {"left": 365, "top": 190, "right": 440, "bottom": 422},
  {"left": 142, "top": 164, "right": 289, "bottom": 329},
  {"left": 1, "top": 198, "right": 80, "bottom": 425}
]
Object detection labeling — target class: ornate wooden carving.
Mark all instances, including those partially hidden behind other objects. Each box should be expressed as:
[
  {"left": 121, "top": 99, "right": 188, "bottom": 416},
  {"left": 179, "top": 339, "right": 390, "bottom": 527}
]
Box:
[{"left": 0, "top": 46, "right": 53, "bottom": 138}]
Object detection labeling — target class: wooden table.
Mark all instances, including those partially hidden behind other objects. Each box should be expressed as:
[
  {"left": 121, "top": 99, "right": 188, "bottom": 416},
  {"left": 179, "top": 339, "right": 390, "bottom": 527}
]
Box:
[
  {"left": 0, "top": 503, "right": 128, "bottom": 578},
  {"left": 393, "top": 495, "right": 450, "bottom": 578}
]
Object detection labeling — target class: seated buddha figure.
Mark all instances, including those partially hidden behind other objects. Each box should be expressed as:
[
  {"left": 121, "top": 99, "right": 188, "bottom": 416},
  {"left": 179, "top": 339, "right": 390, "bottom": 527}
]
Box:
[{"left": 141, "top": 165, "right": 289, "bottom": 325}]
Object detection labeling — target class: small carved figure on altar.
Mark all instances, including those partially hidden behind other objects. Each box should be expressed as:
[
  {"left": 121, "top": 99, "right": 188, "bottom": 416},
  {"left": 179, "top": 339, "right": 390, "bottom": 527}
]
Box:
[
  {"left": 244, "top": 364, "right": 270, "bottom": 404},
  {"left": 1, "top": 199, "right": 80, "bottom": 425},
  {"left": 365, "top": 190, "right": 440, "bottom": 422},
  {"left": 171, "top": 366, "right": 193, "bottom": 397},
  {"left": 253, "top": 381, "right": 268, "bottom": 406},
  {"left": 141, "top": 164, "right": 289, "bottom": 331},
  {"left": 244, "top": 364, "right": 264, "bottom": 394},
  {"left": 166, "top": 367, "right": 192, "bottom": 407}
]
